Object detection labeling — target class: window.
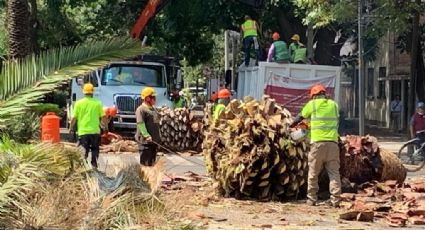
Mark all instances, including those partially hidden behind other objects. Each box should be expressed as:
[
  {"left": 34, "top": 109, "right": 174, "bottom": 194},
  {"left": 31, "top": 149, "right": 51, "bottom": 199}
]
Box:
[
  {"left": 367, "top": 68, "right": 374, "bottom": 97},
  {"left": 378, "top": 67, "right": 386, "bottom": 99},
  {"left": 101, "top": 65, "right": 165, "bottom": 87}
]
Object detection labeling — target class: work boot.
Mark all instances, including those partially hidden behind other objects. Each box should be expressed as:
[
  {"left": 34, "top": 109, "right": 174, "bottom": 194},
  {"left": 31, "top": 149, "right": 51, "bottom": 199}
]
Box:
[
  {"left": 306, "top": 199, "right": 316, "bottom": 206},
  {"left": 322, "top": 199, "right": 340, "bottom": 208}
]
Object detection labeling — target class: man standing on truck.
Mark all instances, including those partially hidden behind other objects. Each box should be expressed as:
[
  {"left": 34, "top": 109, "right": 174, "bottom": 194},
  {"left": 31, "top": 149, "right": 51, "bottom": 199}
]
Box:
[
  {"left": 289, "top": 34, "right": 307, "bottom": 64},
  {"left": 290, "top": 84, "right": 341, "bottom": 207},
  {"left": 213, "top": 88, "right": 231, "bottom": 120},
  {"left": 267, "top": 32, "right": 290, "bottom": 63},
  {"left": 241, "top": 15, "right": 260, "bottom": 66},
  {"left": 135, "top": 87, "right": 161, "bottom": 166},
  {"left": 410, "top": 102, "right": 425, "bottom": 144},
  {"left": 70, "top": 83, "right": 107, "bottom": 169}
]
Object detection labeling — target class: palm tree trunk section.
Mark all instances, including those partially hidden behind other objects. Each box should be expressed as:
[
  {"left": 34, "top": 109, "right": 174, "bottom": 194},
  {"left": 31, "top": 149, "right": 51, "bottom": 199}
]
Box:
[{"left": 7, "top": 0, "right": 31, "bottom": 59}]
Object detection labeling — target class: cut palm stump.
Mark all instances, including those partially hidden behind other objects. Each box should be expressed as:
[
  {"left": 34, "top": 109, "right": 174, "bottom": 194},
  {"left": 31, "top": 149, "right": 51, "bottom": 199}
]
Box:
[
  {"left": 158, "top": 107, "right": 204, "bottom": 152},
  {"left": 203, "top": 96, "right": 308, "bottom": 200},
  {"left": 339, "top": 135, "right": 407, "bottom": 184}
]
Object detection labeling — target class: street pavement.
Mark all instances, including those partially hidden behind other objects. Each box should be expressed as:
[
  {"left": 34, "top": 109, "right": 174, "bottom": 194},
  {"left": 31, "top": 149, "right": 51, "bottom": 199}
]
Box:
[
  {"left": 98, "top": 153, "right": 205, "bottom": 177},
  {"left": 98, "top": 140, "right": 414, "bottom": 177}
]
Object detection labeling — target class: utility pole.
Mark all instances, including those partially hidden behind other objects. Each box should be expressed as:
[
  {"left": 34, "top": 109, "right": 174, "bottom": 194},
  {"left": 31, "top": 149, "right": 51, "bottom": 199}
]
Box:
[
  {"left": 358, "top": 0, "right": 365, "bottom": 135},
  {"left": 408, "top": 0, "right": 420, "bottom": 138}
]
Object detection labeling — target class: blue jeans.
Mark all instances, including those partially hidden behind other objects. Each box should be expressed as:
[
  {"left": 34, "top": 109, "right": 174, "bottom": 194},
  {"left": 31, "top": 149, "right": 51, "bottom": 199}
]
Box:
[{"left": 243, "top": 36, "right": 259, "bottom": 66}]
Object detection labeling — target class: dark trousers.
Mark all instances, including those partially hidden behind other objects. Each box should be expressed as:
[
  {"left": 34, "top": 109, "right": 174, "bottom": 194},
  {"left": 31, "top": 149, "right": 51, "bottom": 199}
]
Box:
[
  {"left": 243, "top": 36, "right": 259, "bottom": 66},
  {"left": 139, "top": 143, "right": 158, "bottom": 166},
  {"left": 79, "top": 134, "right": 100, "bottom": 168},
  {"left": 390, "top": 112, "right": 401, "bottom": 131}
]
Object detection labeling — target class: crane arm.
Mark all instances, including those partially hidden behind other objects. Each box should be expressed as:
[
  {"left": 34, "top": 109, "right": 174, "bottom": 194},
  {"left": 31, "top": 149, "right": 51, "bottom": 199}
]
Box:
[
  {"left": 130, "top": 0, "right": 171, "bottom": 39},
  {"left": 130, "top": 0, "right": 264, "bottom": 39}
]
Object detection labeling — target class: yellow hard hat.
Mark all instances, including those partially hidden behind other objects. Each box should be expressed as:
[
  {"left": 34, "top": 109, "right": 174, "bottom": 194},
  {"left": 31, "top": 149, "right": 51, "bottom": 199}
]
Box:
[
  {"left": 141, "top": 87, "right": 156, "bottom": 99},
  {"left": 83, "top": 83, "right": 94, "bottom": 94},
  {"left": 291, "top": 34, "right": 300, "bottom": 41}
]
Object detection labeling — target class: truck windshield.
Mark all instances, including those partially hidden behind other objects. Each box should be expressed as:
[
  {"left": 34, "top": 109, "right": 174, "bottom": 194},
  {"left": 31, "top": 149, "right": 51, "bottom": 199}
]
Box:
[{"left": 101, "top": 65, "right": 165, "bottom": 87}]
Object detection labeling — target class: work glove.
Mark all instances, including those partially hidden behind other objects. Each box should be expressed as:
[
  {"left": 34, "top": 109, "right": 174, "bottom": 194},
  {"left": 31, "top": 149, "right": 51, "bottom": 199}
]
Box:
[
  {"left": 290, "top": 115, "right": 303, "bottom": 128},
  {"left": 145, "top": 136, "right": 153, "bottom": 143}
]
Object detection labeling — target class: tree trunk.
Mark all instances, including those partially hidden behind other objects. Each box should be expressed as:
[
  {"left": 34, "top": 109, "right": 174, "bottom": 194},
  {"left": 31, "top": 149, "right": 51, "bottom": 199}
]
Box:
[
  {"left": 315, "top": 28, "right": 345, "bottom": 66},
  {"left": 28, "top": 0, "right": 38, "bottom": 54},
  {"left": 273, "top": 6, "right": 304, "bottom": 42},
  {"left": 7, "top": 0, "right": 31, "bottom": 59},
  {"left": 408, "top": 0, "right": 420, "bottom": 134},
  {"left": 307, "top": 23, "right": 314, "bottom": 61}
]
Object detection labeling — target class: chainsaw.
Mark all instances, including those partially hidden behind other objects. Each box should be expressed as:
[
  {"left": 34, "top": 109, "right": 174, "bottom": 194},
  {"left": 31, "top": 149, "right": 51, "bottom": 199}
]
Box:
[{"left": 290, "top": 121, "right": 309, "bottom": 142}]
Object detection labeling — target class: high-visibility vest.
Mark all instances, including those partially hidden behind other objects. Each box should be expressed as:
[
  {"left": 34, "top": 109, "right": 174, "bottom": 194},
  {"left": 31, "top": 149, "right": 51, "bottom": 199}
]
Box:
[
  {"left": 242, "top": 20, "right": 258, "bottom": 38},
  {"left": 273, "top": 41, "right": 290, "bottom": 62},
  {"left": 301, "top": 98, "right": 339, "bottom": 142},
  {"left": 289, "top": 43, "right": 307, "bottom": 63},
  {"left": 213, "top": 104, "right": 226, "bottom": 120}
]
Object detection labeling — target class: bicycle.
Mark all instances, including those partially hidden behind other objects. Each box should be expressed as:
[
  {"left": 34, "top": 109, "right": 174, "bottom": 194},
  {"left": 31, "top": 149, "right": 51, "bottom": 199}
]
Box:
[{"left": 397, "top": 138, "right": 425, "bottom": 172}]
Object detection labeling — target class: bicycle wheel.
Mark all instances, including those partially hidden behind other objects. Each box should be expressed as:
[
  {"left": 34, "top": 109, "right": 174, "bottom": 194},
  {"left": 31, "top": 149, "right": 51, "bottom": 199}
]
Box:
[{"left": 398, "top": 141, "right": 425, "bottom": 172}]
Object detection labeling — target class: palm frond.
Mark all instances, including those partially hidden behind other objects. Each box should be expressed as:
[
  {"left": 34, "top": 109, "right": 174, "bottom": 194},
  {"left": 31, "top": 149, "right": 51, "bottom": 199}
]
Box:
[
  {"left": 0, "top": 139, "right": 171, "bottom": 229},
  {"left": 0, "top": 37, "right": 148, "bottom": 127}
]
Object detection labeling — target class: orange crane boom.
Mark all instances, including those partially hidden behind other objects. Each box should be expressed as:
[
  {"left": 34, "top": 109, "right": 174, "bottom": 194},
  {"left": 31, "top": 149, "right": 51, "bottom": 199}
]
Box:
[
  {"left": 130, "top": 0, "right": 168, "bottom": 39},
  {"left": 130, "top": 0, "right": 264, "bottom": 40}
]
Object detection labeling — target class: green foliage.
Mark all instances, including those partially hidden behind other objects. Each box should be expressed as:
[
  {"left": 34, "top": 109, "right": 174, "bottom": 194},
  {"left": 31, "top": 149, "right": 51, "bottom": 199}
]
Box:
[
  {"left": 0, "top": 113, "right": 40, "bottom": 143},
  {"left": 0, "top": 8, "right": 7, "bottom": 57},
  {"left": 0, "top": 37, "right": 145, "bottom": 127},
  {"left": 31, "top": 103, "right": 62, "bottom": 116}
]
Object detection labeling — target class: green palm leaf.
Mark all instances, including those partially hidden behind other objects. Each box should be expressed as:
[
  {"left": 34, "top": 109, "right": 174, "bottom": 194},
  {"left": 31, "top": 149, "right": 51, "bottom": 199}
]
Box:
[{"left": 0, "top": 37, "right": 148, "bottom": 127}]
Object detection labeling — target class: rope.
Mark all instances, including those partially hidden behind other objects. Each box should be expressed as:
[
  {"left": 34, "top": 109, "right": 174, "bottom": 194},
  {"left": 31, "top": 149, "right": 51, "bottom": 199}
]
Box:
[{"left": 151, "top": 140, "right": 205, "bottom": 168}]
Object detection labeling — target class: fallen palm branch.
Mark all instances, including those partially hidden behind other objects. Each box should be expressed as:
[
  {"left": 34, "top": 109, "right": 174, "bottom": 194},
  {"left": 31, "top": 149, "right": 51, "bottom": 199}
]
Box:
[
  {"left": 0, "top": 37, "right": 148, "bottom": 128},
  {"left": 0, "top": 137, "right": 174, "bottom": 229}
]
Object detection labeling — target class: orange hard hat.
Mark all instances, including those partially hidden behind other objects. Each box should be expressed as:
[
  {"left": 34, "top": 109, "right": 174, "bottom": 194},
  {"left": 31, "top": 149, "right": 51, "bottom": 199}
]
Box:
[
  {"left": 309, "top": 84, "right": 327, "bottom": 98},
  {"left": 272, "top": 32, "right": 280, "bottom": 40},
  {"left": 218, "top": 89, "right": 231, "bottom": 99}
]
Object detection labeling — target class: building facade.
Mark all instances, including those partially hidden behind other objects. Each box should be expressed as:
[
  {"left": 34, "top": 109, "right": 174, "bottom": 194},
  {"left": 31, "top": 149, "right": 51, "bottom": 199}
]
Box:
[{"left": 341, "top": 32, "right": 411, "bottom": 130}]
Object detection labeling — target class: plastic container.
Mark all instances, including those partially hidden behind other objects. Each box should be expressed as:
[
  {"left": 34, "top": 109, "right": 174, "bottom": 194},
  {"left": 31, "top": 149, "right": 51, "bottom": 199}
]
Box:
[{"left": 41, "top": 112, "right": 60, "bottom": 143}]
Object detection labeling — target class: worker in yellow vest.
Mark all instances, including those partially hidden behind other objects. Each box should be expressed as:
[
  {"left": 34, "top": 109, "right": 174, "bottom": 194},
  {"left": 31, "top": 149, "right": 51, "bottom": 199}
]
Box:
[
  {"left": 70, "top": 83, "right": 107, "bottom": 169},
  {"left": 241, "top": 15, "right": 260, "bottom": 67},
  {"left": 213, "top": 89, "right": 231, "bottom": 120},
  {"left": 289, "top": 34, "right": 307, "bottom": 64},
  {"left": 290, "top": 84, "right": 341, "bottom": 207}
]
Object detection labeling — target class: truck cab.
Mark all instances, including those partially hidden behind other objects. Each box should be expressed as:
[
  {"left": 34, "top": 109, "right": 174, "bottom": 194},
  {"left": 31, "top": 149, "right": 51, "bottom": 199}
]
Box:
[{"left": 68, "top": 55, "right": 182, "bottom": 129}]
